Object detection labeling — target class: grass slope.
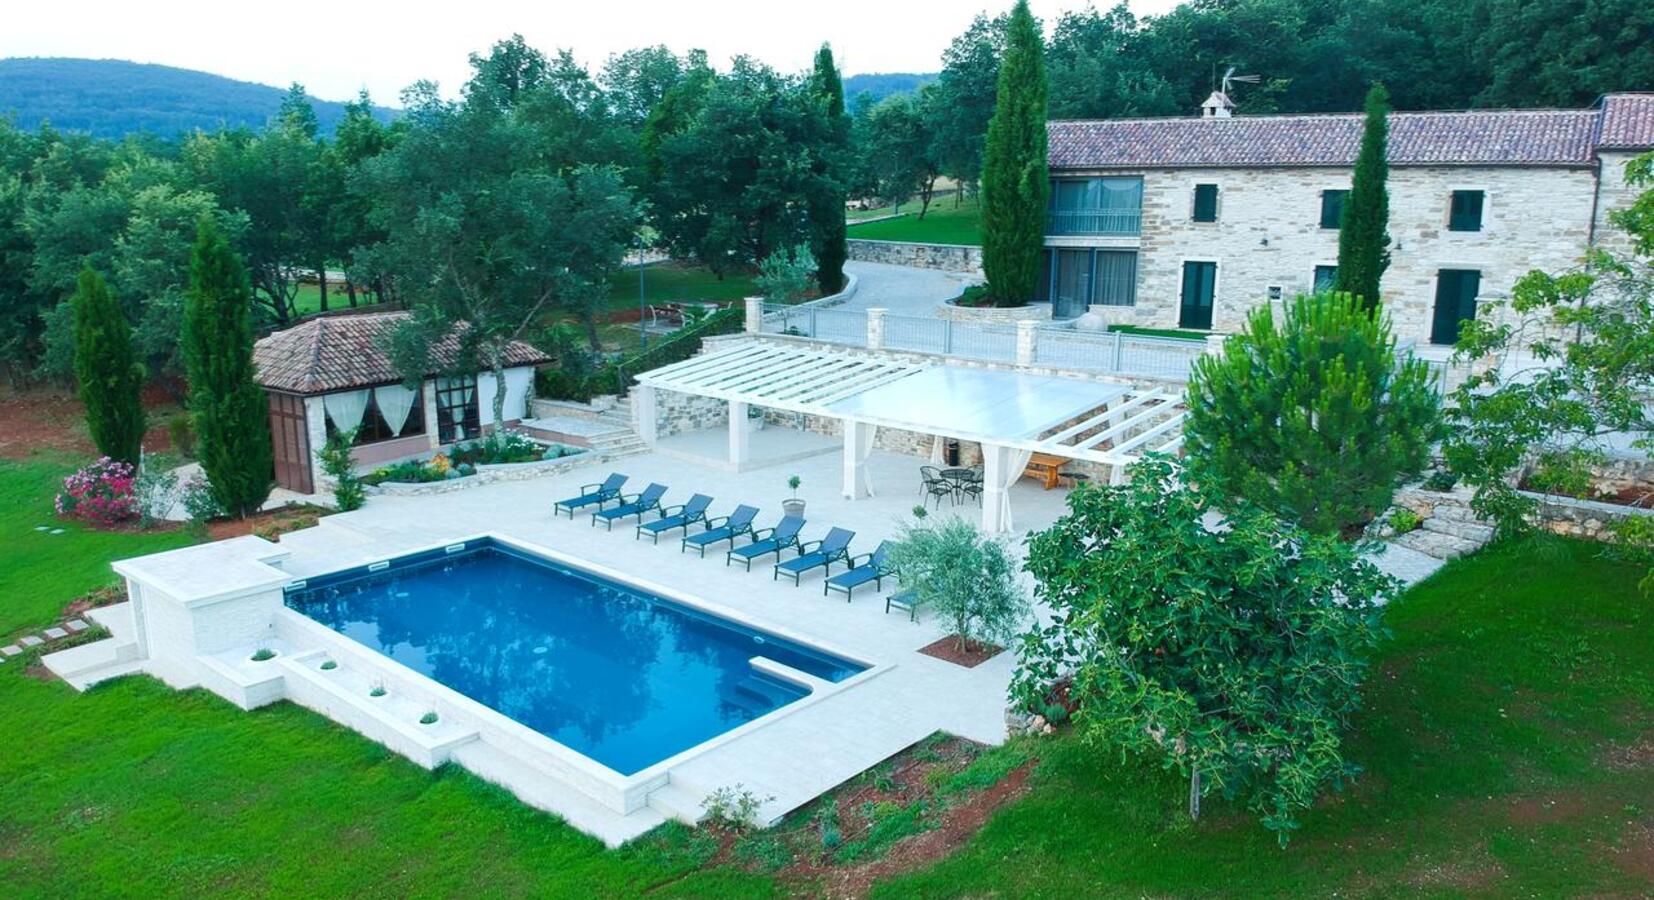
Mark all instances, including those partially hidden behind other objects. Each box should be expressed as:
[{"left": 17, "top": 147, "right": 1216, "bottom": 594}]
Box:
[
  {"left": 848, "top": 196, "right": 982, "bottom": 246},
  {"left": 875, "top": 536, "right": 1654, "bottom": 896},
  {"left": 1, "top": 451, "right": 1650, "bottom": 896}
]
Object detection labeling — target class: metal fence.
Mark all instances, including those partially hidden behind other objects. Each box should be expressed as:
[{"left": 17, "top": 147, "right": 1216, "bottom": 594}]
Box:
[{"left": 761, "top": 303, "right": 1201, "bottom": 380}]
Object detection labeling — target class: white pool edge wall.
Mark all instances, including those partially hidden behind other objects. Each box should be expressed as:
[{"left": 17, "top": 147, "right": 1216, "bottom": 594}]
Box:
[{"left": 95, "top": 532, "right": 884, "bottom": 845}]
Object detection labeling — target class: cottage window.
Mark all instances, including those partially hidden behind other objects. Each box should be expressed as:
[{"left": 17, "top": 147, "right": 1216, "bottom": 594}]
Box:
[
  {"left": 1313, "top": 265, "right": 1339, "bottom": 293},
  {"left": 324, "top": 385, "right": 427, "bottom": 446},
  {"left": 1319, "top": 190, "right": 1347, "bottom": 229},
  {"left": 1192, "top": 183, "right": 1219, "bottom": 222},
  {"left": 1448, "top": 190, "right": 1485, "bottom": 232}
]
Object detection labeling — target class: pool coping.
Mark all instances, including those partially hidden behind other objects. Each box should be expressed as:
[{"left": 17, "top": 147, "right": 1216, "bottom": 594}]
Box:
[{"left": 273, "top": 530, "right": 891, "bottom": 818}]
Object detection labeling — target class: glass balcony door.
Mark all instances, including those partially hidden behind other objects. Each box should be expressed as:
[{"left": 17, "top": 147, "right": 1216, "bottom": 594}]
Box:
[{"left": 1048, "top": 177, "right": 1143, "bottom": 236}]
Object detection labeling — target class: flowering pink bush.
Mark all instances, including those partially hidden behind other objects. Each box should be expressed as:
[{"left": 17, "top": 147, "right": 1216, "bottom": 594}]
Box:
[{"left": 56, "top": 457, "right": 139, "bottom": 526}]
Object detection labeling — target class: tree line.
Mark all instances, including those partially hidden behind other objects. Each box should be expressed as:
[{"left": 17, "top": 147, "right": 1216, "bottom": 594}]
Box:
[
  {"left": 0, "top": 35, "right": 854, "bottom": 388},
  {"left": 855, "top": 0, "right": 1653, "bottom": 213}
]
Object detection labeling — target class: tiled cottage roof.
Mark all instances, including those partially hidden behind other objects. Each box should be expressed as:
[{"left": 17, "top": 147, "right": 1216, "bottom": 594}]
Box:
[
  {"left": 1598, "top": 93, "right": 1654, "bottom": 150},
  {"left": 1048, "top": 93, "right": 1654, "bottom": 170},
  {"left": 253, "top": 311, "right": 551, "bottom": 395}
]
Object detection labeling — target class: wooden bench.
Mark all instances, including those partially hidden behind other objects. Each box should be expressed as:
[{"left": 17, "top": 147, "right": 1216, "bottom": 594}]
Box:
[{"left": 1023, "top": 452, "right": 1067, "bottom": 490}]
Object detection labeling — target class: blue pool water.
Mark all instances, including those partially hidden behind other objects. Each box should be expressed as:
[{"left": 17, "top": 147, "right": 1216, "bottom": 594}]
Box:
[{"left": 285, "top": 539, "right": 866, "bottom": 775}]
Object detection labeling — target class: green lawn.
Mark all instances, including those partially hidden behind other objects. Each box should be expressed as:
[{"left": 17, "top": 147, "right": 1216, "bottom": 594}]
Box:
[
  {"left": 847, "top": 195, "right": 982, "bottom": 246},
  {"left": 603, "top": 262, "right": 759, "bottom": 313},
  {"left": 2, "top": 450, "right": 1651, "bottom": 896}
]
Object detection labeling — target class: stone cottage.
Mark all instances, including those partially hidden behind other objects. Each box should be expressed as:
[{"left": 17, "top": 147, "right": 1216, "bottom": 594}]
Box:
[{"left": 1040, "top": 92, "right": 1654, "bottom": 345}]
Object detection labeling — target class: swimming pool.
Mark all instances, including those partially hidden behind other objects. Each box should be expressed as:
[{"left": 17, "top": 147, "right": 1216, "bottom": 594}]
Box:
[{"left": 284, "top": 538, "right": 867, "bottom": 775}]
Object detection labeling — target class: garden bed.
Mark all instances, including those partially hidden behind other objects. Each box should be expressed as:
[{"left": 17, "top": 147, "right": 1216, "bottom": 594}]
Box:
[
  {"left": 360, "top": 434, "right": 586, "bottom": 488},
  {"left": 918, "top": 636, "right": 1003, "bottom": 668},
  {"left": 205, "top": 503, "right": 333, "bottom": 542}
]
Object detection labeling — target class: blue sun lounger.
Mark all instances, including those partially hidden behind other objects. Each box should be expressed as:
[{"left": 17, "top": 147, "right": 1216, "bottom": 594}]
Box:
[
  {"left": 774, "top": 527, "right": 855, "bottom": 586},
  {"left": 636, "top": 494, "right": 713, "bottom": 543},
  {"left": 886, "top": 588, "right": 919, "bottom": 622},
  {"left": 553, "top": 473, "right": 627, "bottom": 518},
  {"left": 824, "top": 541, "right": 893, "bottom": 600},
  {"left": 591, "top": 483, "right": 667, "bottom": 530},
  {"left": 726, "top": 515, "right": 805, "bottom": 571},
  {"left": 681, "top": 505, "right": 759, "bottom": 556}
]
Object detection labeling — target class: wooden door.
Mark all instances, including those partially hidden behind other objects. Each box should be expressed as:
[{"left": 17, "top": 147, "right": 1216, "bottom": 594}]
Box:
[{"left": 268, "top": 391, "right": 314, "bottom": 494}]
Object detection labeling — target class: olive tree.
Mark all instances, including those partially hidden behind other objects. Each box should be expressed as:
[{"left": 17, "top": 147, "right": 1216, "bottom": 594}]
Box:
[
  {"left": 1013, "top": 456, "right": 1393, "bottom": 843},
  {"left": 886, "top": 515, "right": 1028, "bottom": 653}
]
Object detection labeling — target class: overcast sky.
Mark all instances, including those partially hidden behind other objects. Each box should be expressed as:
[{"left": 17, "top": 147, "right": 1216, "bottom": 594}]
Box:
[{"left": 3, "top": 0, "right": 1183, "bottom": 105}]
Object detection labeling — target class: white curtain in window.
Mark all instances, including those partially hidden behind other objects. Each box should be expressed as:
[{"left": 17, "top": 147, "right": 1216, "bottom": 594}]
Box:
[
  {"left": 374, "top": 384, "right": 418, "bottom": 436},
  {"left": 929, "top": 434, "right": 945, "bottom": 465},
  {"left": 322, "top": 389, "right": 370, "bottom": 435}
]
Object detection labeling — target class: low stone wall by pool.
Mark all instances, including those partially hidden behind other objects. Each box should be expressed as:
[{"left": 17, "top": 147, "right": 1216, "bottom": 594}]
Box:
[{"left": 355, "top": 451, "right": 601, "bottom": 497}]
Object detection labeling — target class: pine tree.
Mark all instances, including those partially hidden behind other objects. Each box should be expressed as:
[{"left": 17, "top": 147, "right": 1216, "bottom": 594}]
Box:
[
  {"left": 70, "top": 266, "right": 145, "bottom": 465},
  {"left": 182, "top": 217, "right": 272, "bottom": 518},
  {"left": 979, "top": 0, "right": 1049, "bottom": 307},
  {"left": 809, "top": 44, "right": 849, "bottom": 295},
  {"left": 1336, "top": 83, "right": 1392, "bottom": 310}
]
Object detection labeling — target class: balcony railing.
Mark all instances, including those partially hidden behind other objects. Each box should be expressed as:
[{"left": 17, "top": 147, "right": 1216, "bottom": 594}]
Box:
[{"left": 1046, "top": 208, "right": 1142, "bottom": 237}]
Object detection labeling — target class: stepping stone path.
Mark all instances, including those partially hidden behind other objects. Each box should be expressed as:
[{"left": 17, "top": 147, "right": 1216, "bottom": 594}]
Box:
[{"left": 0, "top": 618, "right": 95, "bottom": 666}]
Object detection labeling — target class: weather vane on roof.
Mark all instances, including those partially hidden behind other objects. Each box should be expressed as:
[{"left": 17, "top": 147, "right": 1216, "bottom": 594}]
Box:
[{"left": 1221, "top": 66, "right": 1261, "bottom": 97}]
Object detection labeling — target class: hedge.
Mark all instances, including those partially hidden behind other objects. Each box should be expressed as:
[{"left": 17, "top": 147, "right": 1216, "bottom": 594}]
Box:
[{"left": 538, "top": 306, "right": 745, "bottom": 402}]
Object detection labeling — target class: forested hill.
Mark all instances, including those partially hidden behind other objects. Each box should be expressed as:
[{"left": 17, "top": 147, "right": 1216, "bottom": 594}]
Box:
[
  {"left": 0, "top": 58, "right": 395, "bottom": 138},
  {"left": 842, "top": 72, "right": 936, "bottom": 106}
]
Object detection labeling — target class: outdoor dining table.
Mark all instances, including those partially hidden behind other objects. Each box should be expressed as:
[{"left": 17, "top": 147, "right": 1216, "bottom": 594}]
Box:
[{"left": 940, "top": 467, "right": 979, "bottom": 503}]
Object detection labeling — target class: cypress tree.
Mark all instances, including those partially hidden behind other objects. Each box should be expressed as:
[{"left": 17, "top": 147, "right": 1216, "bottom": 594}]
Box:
[
  {"left": 182, "top": 217, "right": 272, "bottom": 518},
  {"left": 70, "top": 266, "right": 145, "bottom": 465},
  {"left": 979, "top": 0, "right": 1048, "bottom": 307},
  {"left": 809, "top": 43, "right": 849, "bottom": 295},
  {"left": 1336, "top": 83, "right": 1392, "bottom": 311}
]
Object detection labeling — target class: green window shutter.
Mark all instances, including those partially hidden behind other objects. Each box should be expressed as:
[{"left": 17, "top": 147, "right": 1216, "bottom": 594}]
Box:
[
  {"left": 1319, "top": 190, "right": 1347, "bottom": 229},
  {"left": 1192, "top": 184, "right": 1219, "bottom": 222},
  {"left": 1448, "top": 190, "right": 1484, "bottom": 231}
]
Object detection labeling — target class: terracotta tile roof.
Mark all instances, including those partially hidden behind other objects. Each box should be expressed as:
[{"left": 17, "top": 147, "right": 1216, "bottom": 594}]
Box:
[
  {"left": 1598, "top": 93, "right": 1654, "bottom": 150},
  {"left": 253, "top": 311, "right": 551, "bottom": 395},
  {"left": 1048, "top": 94, "right": 1654, "bottom": 170}
]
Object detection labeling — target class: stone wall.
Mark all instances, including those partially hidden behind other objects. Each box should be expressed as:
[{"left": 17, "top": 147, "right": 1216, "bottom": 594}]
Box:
[
  {"left": 654, "top": 389, "right": 728, "bottom": 439},
  {"left": 357, "top": 450, "right": 602, "bottom": 497},
  {"left": 935, "top": 301, "right": 1051, "bottom": 323},
  {"left": 847, "top": 239, "right": 983, "bottom": 274},
  {"left": 1049, "top": 164, "right": 1606, "bottom": 345}
]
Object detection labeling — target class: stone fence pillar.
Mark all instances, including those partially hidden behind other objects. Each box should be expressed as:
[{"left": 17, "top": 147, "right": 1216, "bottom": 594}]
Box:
[
  {"left": 1204, "top": 333, "right": 1228, "bottom": 358},
  {"left": 1016, "top": 320, "right": 1040, "bottom": 367},
  {"left": 866, "top": 308, "right": 887, "bottom": 350},
  {"left": 744, "top": 296, "right": 764, "bottom": 334}
]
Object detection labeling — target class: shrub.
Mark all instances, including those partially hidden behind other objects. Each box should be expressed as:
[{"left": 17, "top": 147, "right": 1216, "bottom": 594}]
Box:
[
  {"left": 451, "top": 430, "right": 547, "bottom": 466},
  {"left": 756, "top": 244, "right": 816, "bottom": 304},
  {"left": 419, "top": 711, "right": 439, "bottom": 725},
  {"left": 886, "top": 517, "right": 1029, "bottom": 653},
  {"left": 1042, "top": 703, "right": 1070, "bottom": 725},
  {"left": 318, "top": 428, "right": 366, "bottom": 512},
  {"left": 817, "top": 798, "right": 841, "bottom": 850},
  {"left": 1014, "top": 457, "right": 1393, "bottom": 844},
  {"left": 1422, "top": 469, "right": 1459, "bottom": 492},
  {"left": 536, "top": 305, "right": 742, "bottom": 402},
  {"left": 700, "top": 784, "right": 772, "bottom": 832},
  {"left": 1388, "top": 508, "right": 1423, "bottom": 533},
  {"left": 168, "top": 413, "right": 195, "bottom": 458},
  {"left": 133, "top": 466, "right": 179, "bottom": 529},
  {"left": 369, "top": 682, "right": 387, "bottom": 698},
  {"left": 1185, "top": 291, "right": 1442, "bottom": 536},
  {"left": 249, "top": 647, "right": 276, "bottom": 662},
  {"left": 180, "top": 473, "right": 225, "bottom": 523},
  {"left": 319, "top": 659, "right": 338, "bottom": 671},
  {"left": 55, "top": 457, "right": 139, "bottom": 526}
]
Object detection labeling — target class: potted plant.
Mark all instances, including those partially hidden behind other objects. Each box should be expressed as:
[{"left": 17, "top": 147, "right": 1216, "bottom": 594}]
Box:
[{"left": 782, "top": 475, "right": 805, "bottom": 517}]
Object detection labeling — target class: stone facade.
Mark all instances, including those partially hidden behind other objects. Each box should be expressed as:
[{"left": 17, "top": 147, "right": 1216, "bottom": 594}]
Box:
[
  {"left": 936, "top": 300, "right": 1052, "bottom": 323},
  {"left": 847, "top": 239, "right": 983, "bottom": 274},
  {"left": 1049, "top": 164, "right": 1610, "bottom": 344}
]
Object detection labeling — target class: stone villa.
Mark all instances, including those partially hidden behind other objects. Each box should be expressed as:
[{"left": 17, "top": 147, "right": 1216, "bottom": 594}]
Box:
[{"left": 1040, "top": 92, "right": 1654, "bottom": 345}]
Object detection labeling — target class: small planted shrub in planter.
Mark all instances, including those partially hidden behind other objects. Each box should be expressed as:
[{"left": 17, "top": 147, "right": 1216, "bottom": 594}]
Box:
[
  {"left": 419, "top": 711, "right": 439, "bottom": 725},
  {"left": 249, "top": 647, "right": 276, "bottom": 662},
  {"left": 700, "top": 784, "right": 773, "bottom": 832},
  {"left": 319, "top": 659, "right": 338, "bottom": 671},
  {"left": 369, "top": 682, "right": 387, "bottom": 698}
]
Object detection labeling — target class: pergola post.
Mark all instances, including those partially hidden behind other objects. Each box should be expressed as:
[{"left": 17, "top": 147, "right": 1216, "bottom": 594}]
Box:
[
  {"left": 633, "top": 384, "right": 658, "bottom": 445},
  {"left": 842, "top": 418, "right": 869, "bottom": 500},
  {"left": 728, "top": 400, "right": 750, "bottom": 469},
  {"left": 981, "top": 443, "right": 1010, "bottom": 533}
]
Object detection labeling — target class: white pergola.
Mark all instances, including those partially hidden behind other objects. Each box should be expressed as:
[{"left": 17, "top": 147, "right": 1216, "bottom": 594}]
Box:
[{"left": 633, "top": 342, "right": 1185, "bottom": 532}]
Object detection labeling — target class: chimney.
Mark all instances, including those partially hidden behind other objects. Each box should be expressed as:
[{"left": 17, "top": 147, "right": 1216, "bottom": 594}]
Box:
[{"left": 1200, "top": 91, "right": 1235, "bottom": 119}]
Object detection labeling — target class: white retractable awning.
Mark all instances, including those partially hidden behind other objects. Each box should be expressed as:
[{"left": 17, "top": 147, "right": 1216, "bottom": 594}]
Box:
[{"left": 636, "top": 341, "right": 1185, "bottom": 468}]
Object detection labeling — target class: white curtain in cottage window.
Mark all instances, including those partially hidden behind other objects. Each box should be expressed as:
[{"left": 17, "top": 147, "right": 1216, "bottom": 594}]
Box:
[
  {"left": 374, "top": 384, "right": 418, "bottom": 436},
  {"left": 323, "top": 389, "right": 370, "bottom": 435}
]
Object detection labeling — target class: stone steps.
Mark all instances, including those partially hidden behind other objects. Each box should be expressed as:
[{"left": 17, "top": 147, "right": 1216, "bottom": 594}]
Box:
[
  {"left": 1420, "top": 516, "right": 1495, "bottom": 543},
  {"left": 1391, "top": 528, "right": 1483, "bottom": 560}
]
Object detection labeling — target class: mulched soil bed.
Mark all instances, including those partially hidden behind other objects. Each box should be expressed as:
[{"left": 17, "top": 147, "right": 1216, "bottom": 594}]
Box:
[
  {"left": 662, "top": 733, "right": 1039, "bottom": 899},
  {"left": 205, "top": 504, "right": 331, "bottom": 542},
  {"left": 918, "top": 635, "right": 1003, "bottom": 668}
]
